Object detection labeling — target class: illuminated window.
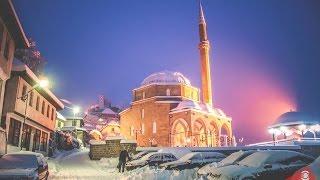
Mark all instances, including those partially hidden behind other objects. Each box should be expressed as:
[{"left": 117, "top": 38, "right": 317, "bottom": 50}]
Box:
[
  {"left": 141, "top": 123, "right": 145, "bottom": 135},
  {"left": 166, "top": 89, "right": 171, "bottom": 96},
  {"left": 130, "top": 126, "right": 134, "bottom": 136},
  {"left": 141, "top": 109, "right": 144, "bottom": 119},
  {"left": 153, "top": 121, "right": 157, "bottom": 134}
]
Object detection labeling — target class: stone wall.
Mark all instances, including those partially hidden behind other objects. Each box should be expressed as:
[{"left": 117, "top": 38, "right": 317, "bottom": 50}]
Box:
[{"left": 89, "top": 139, "right": 137, "bottom": 160}]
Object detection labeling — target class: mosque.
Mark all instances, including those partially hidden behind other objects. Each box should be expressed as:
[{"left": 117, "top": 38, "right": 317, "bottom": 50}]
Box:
[{"left": 120, "top": 3, "right": 234, "bottom": 147}]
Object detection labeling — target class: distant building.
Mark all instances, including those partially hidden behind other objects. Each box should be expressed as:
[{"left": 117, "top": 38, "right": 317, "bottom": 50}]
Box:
[
  {"left": 0, "top": 0, "right": 29, "bottom": 154},
  {"left": 62, "top": 116, "right": 86, "bottom": 143},
  {"left": 120, "top": 3, "right": 233, "bottom": 147},
  {"left": 3, "top": 63, "right": 64, "bottom": 154},
  {"left": 55, "top": 112, "right": 66, "bottom": 130}
]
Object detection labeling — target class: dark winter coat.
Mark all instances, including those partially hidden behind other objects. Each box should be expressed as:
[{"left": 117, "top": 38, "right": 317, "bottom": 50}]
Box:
[{"left": 119, "top": 150, "right": 130, "bottom": 163}]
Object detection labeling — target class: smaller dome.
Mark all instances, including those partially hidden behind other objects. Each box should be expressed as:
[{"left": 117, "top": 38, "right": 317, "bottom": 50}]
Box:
[
  {"left": 171, "top": 100, "right": 201, "bottom": 111},
  {"left": 141, "top": 71, "right": 191, "bottom": 86},
  {"left": 272, "top": 111, "right": 319, "bottom": 127}
]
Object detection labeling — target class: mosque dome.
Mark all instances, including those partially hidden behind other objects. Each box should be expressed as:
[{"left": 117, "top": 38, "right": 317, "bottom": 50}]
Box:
[
  {"left": 141, "top": 71, "right": 191, "bottom": 86},
  {"left": 271, "top": 111, "right": 319, "bottom": 127}
]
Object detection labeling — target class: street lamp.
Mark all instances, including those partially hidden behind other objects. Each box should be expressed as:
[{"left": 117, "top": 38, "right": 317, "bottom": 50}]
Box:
[{"left": 17, "top": 79, "right": 49, "bottom": 150}]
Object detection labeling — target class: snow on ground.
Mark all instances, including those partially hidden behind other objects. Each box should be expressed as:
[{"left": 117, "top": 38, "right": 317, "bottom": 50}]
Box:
[{"left": 47, "top": 148, "right": 200, "bottom": 180}]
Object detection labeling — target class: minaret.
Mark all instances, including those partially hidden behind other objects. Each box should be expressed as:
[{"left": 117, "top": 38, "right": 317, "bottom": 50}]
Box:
[{"left": 198, "top": 1, "right": 213, "bottom": 106}]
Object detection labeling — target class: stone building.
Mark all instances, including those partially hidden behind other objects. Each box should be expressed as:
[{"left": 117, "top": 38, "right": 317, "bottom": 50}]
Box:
[
  {"left": 120, "top": 3, "right": 233, "bottom": 147},
  {"left": 3, "top": 63, "right": 64, "bottom": 154}
]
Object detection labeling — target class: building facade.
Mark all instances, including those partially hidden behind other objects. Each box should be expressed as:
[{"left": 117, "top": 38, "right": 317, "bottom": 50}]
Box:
[
  {"left": 120, "top": 3, "right": 233, "bottom": 147},
  {"left": 2, "top": 63, "right": 64, "bottom": 154},
  {"left": 0, "top": 0, "right": 29, "bottom": 154}
]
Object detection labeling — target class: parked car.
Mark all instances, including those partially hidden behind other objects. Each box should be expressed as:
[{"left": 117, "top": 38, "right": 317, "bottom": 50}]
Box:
[
  {"left": 0, "top": 152, "right": 49, "bottom": 180},
  {"left": 161, "top": 152, "right": 226, "bottom": 170},
  {"left": 131, "top": 151, "right": 151, "bottom": 161},
  {"left": 287, "top": 155, "right": 320, "bottom": 180},
  {"left": 207, "top": 150, "right": 314, "bottom": 180},
  {"left": 126, "top": 152, "right": 177, "bottom": 170},
  {"left": 198, "top": 150, "right": 256, "bottom": 177}
]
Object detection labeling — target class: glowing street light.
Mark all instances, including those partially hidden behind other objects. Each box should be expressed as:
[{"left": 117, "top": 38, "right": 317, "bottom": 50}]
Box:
[{"left": 73, "top": 106, "right": 80, "bottom": 115}]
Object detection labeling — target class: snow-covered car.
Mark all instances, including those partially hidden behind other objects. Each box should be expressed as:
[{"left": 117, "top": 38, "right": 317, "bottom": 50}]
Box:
[
  {"left": 287, "top": 155, "right": 320, "bottom": 180},
  {"left": 126, "top": 152, "right": 177, "bottom": 170},
  {"left": 131, "top": 151, "right": 151, "bottom": 161},
  {"left": 161, "top": 152, "right": 226, "bottom": 170},
  {"left": 0, "top": 152, "right": 49, "bottom": 180},
  {"left": 197, "top": 150, "right": 256, "bottom": 177},
  {"left": 207, "top": 150, "right": 314, "bottom": 180}
]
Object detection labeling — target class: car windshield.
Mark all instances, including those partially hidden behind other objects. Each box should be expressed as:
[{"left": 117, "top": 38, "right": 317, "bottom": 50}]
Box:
[
  {"left": 178, "top": 153, "right": 198, "bottom": 162},
  {"left": 0, "top": 154, "right": 38, "bottom": 169},
  {"left": 238, "top": 151, "right": 296, "bottom": 167},
  {"left": 220, "top": 151, "right": 250, "bottom": 165}
]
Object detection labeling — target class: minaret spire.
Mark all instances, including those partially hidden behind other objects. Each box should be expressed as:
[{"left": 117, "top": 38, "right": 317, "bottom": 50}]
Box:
[{"left": 198, "top": 0, "right": 213, "bottom": 106}]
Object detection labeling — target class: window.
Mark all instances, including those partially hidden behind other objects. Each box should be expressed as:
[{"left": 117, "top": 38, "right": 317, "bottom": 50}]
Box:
[
  {"left": 41, "top": 101, "right": 45, "bottom": 114},
  {"left": 166, "top": 89, "right": 171, "bottom": 96},
  {"left": 40, "top": 132, "right": 48, "bottom": 152},
  {"left": 32, "top": 129, "right": 41, "bottom": 151},
  {"left": 4, "top": 32, "right": 10, "bottom": 59},
  {"left": 58, "top": 121, "right": 61, "bottom": 128},
  {"left": 153, "top": 121, "right": 157, "bottom": 134},
  {"left": 141, "top": 123, "right": 145, "bottom": 135},
  {"left": 111, "top": 127, "right": 115, "bottom": 132},
  {"left": 141, "top": 109, "right": 144, "bottom": 119},
  {"left": 21, "top": 85, "right": 27, "bottom": 101},
  {"left": 46, "top": 105, "right": 50, "bottom": 117},
  {"left": 51, "top": 108, "right": 55, "bottom": 120},
  {"left": 0, "top": 23, "right": 3, "bottom": 52},
  {"left": 8, "top": 119, "right": 21, "bottom": 146},
  {"left": 21, "top": 124, "right": 32, "bottom": 150},
  {"left": 29, "top": 92, "right": 34, "bottom": 107},
  {"left": 142, "top": 92, "right": 146, "bottom": 99},
  {"left": 130, "top": 126, "right": 134, "bottom": 136},
  {"left": 36, "top": 96, "right": 40, "bottom": 111},
  {"left": 72, "top": 120, "right": 77, "bottom": 126}
]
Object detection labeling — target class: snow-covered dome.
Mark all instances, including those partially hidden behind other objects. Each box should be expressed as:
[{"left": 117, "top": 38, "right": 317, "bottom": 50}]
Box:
[
  {"left": 171, "top": 100, "right": 201, "bottom": 111},
  {"left": 272, "top": 111, "right": 319, "bottom": 127},
  {"left": 141, "top": 71, "right": 191, "bottom": 86}
]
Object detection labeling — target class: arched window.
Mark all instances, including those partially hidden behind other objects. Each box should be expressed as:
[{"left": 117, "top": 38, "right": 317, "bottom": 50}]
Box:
[
  {"left": 166, "top": 89, "right": 171, "bottom": 96},
  {"left": 130, "top": 126, "right": 134, "bottom": 136},
  {"left": 141, "top": 123, "right": 145, "bottom": 135},
  {"left": 141, "top": 109, "right": 145, "bottom": 119},
  {"left": 153, "top": 121, "right": 157, "bottom": 134}
]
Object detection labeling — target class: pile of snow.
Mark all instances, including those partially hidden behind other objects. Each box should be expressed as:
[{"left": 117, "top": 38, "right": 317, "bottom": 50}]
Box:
[
  {"left": 105, "top": 136, "right": 124, "bottom": 140},
  {"left": 89, "top": 140, "right": 105, "bottom": 145}
]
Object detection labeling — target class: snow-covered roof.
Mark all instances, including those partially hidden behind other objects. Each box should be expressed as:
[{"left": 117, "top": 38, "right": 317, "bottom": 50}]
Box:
[
  {"left": 141, "top": 71, "right": 191, "bottom": 86},
  {"left": 57, "top": 112, "right": 66, "bottom": 121},
  {"left": 12, "top": 62, "right": 64, "bottom": 110},
  {"left": 170, "top": 100, "right": 229, "bottom": 118},
  {"left": 120, "top": 139, "right": 137, "bottom": 144},
  {"left": 171, "top": 100, "right": 202, "bottom": 111},
  {"left": 101, "top": 108, "right": 117, "bottom": 115}
]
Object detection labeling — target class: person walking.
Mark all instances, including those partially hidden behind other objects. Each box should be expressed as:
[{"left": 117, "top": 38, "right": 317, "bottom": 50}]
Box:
[{"left": 118, "top": 149, "right": 130, "bottom": 173}]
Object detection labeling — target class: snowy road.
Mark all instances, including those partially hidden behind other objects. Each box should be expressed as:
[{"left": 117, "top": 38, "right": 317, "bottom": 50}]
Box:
[
  {"left": 48, "top": 149, "right": 121, "bottom": 180},
  {"left": 47, "top": 149, "right": 197, "bottom": 180}
]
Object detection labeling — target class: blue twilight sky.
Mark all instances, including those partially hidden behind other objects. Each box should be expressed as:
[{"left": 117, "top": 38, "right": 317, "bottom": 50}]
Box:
[{"left": 13, "top": 0, "right": 320, "bottom": 143}]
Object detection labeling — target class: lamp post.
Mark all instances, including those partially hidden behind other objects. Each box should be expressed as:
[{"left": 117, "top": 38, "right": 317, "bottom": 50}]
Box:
[
  {"left": 17, "top": 79, "right": 49, "bottom": 150},
  {"left": 72, "top": 106, "right": 80, "bottom": 138}
]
